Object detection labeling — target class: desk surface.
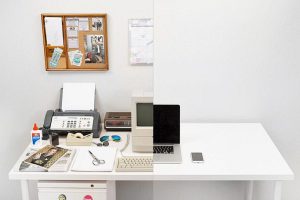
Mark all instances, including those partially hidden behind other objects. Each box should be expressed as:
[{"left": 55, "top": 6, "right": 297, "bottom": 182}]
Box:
[{"left": 9, "top": 123, "right": 294, "bottom": 181}]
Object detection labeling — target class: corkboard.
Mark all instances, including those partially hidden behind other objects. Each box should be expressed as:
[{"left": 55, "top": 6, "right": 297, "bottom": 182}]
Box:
[{"left": 41, "top": 13, "right": 109, "bottom": 71}]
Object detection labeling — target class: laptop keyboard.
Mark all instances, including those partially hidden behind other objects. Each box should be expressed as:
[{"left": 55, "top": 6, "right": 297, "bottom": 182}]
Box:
[{"left": 153, "top": 146, "right": 174, "bottom": 154}]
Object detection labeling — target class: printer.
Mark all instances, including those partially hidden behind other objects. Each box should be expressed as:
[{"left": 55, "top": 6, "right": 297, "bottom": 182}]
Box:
[{"left": 43, "top": 83, "right": 102, "bottom": 138}]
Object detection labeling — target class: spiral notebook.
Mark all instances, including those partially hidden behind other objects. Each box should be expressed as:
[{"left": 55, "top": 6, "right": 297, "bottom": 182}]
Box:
[{"left": 71, "top": 147, "right": 117, "bottom": 172}]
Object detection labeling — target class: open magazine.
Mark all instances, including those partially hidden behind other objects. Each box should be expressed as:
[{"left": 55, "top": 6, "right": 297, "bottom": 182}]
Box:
[{"left": 19, "top": 145, "right": 75, "bottom": 172}]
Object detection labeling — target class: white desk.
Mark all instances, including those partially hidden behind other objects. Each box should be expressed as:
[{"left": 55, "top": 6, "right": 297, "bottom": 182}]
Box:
[{"left": 9, "top": 123, "right": 294, "bottom": 200}]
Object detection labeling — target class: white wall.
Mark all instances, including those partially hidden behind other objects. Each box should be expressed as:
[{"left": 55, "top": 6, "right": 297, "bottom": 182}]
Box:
[
  {"left": 0, "top": 0, "right": 153, "bottom": 199},
  {"left": 154, "top": 0, "right": 300, "bottom": 199}
]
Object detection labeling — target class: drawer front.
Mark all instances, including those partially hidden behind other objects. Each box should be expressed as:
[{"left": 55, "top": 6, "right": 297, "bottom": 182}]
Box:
[
  {"left": 38, "top": 188, "right": 107, "bottom": 200},
  {"left": 38, "top": 181, "right": 107, "bottom": 189}
]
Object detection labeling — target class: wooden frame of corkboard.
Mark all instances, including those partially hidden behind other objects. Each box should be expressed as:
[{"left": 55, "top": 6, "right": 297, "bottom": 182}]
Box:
[{"left": 41, "top": 13, "right": 109, "bottom": 71}]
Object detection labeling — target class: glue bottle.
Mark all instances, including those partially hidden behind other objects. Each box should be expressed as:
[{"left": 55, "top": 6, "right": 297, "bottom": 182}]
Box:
[{"left": 31, "top": 123, "right": 43, "bottom": 148}]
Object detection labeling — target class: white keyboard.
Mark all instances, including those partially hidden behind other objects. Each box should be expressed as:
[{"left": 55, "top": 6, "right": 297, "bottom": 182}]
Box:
[{"left": 116, "top": 156, "right": 153, "bottom": 172}]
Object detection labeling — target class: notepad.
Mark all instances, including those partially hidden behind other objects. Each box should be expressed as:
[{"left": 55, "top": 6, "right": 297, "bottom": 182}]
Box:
[
  {"left": 71, "top": 147, "right": 117, "bottom": 172},
  {"left": 62, "top": 83, "right": 95, "bottom": 111}
]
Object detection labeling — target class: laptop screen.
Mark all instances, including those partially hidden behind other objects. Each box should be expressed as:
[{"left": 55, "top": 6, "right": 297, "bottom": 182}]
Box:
[{"left": 154, "top": 105, "right": 180, "bottom": 144}]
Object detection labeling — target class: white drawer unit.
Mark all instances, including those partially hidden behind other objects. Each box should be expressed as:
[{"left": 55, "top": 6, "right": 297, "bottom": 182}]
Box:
[{"left": 38, "top": 181, "right": 107, "bottom": 200}]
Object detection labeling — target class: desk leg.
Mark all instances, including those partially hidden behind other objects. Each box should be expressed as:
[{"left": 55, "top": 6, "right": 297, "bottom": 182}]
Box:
[
  {"left": 245, "top": 181, "right": 253, "bottom": 200},
  {"left": 274, "top": 181, "right": 282, "bottom": 200},
  {"left": 20, "top": 180, "right": 30, "bottom": 200},
  {"left": 107, "top": 181, "right": 116, "bottom": 200}
]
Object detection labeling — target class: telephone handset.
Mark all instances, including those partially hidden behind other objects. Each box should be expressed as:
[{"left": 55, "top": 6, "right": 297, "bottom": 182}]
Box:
[
  {"left": 44, "top": 110, "right": 54, "bottom": 129},
  {"left": 41, "top": 110, "right": 54, "bottom": 140}
]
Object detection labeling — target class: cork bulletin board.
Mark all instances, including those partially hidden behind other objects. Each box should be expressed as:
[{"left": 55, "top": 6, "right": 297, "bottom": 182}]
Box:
[{"left": 41, "top": 13, "right": 109, "bottom": 71}]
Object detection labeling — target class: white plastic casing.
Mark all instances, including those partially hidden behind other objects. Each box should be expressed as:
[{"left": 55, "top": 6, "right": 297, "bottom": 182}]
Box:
[{"left": 131, "top": 92, "right": 153, "bottom": 152}]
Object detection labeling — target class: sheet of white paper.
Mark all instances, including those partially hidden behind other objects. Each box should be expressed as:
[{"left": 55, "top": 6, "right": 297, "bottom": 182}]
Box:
[
  {"left": 68, "top": 38, "right": 79, "bottom": 49},
  {"left": 45, "top": 17, "right": 64, "bottom": 46},
  {"left": 79, "top": 18, "right": 89, "bottom": 31},
  {"left": 67, "top": 26, "right": 78, "bottom": 37},
  {"left": 129, "top": 19, "right": 153, "bottom": 64},
  {"left": 71, "top": 147, "right": 117, "bottom": 172},
  {"left": 66, "top": 18, "right": 79, "bottom": 27},
  {"left": 62, "top": 83, "right": 95, "bottom": 111}
]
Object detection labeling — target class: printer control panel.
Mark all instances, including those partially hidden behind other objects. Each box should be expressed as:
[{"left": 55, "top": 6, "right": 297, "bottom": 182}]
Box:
[{"left": 50, "top": 116, "right": 94, "bottom": 130}]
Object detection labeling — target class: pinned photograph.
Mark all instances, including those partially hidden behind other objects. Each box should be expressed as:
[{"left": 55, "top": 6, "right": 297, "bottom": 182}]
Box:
[
  {"left": 84, "top": 35, "right": 105, "bottom": 64},
  {"left": 92, "top": 18, "right": 103, "bottom": 32}
]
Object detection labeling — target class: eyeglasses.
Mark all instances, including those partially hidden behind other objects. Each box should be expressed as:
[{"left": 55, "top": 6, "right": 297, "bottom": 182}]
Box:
[
  {"left": 94, "top": 135, "right": 121, "bottom": 147},
  {"left": 100, "top": 135, "right": 121, "bottom": 142}
]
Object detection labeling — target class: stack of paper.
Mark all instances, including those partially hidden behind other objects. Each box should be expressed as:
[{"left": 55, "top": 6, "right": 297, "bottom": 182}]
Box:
[{"left": 62, "top": 83, "right": 95, "bottom": 111}]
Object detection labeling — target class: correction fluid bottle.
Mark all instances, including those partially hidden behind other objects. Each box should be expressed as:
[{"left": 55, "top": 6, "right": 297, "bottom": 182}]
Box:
[{"left": 31, "top": 123, "right": 43, "bottom": 148}]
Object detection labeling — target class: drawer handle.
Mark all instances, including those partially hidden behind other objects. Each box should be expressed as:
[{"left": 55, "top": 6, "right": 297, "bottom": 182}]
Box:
[
  {"left": 84, "top": 195, "right": 93, "bottom": 200},
  {"left": 58, "top": 194, "right": 66, "bottom": 200}
]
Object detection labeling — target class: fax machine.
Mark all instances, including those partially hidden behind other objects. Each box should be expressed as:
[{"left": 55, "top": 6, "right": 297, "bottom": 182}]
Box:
[
  {"left": 43, "top": 85, "right": 102, "bottom": 138},
  {"left": 43, "top": 110, "right": 101, "bottom": 138}
]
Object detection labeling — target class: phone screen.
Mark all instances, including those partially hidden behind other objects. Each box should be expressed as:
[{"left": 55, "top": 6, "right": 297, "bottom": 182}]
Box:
[{"left": 191, "top": 152, "right": 204, "bottom": 162}]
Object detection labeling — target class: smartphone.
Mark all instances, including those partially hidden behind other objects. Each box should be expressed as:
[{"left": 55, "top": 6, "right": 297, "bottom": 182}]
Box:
[{"left": 191, "top": 152, "right": 204, "bottom": 163}]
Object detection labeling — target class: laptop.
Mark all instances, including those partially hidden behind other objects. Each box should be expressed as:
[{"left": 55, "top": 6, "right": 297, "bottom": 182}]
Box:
[{"left": 153, "top": 105, "right": 182, "bottom": 164}]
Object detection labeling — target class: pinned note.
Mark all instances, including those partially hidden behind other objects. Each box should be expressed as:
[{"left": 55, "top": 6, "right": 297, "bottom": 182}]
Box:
[{"left": 49, "top": 48, "right": 63, "bottom": 67}]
